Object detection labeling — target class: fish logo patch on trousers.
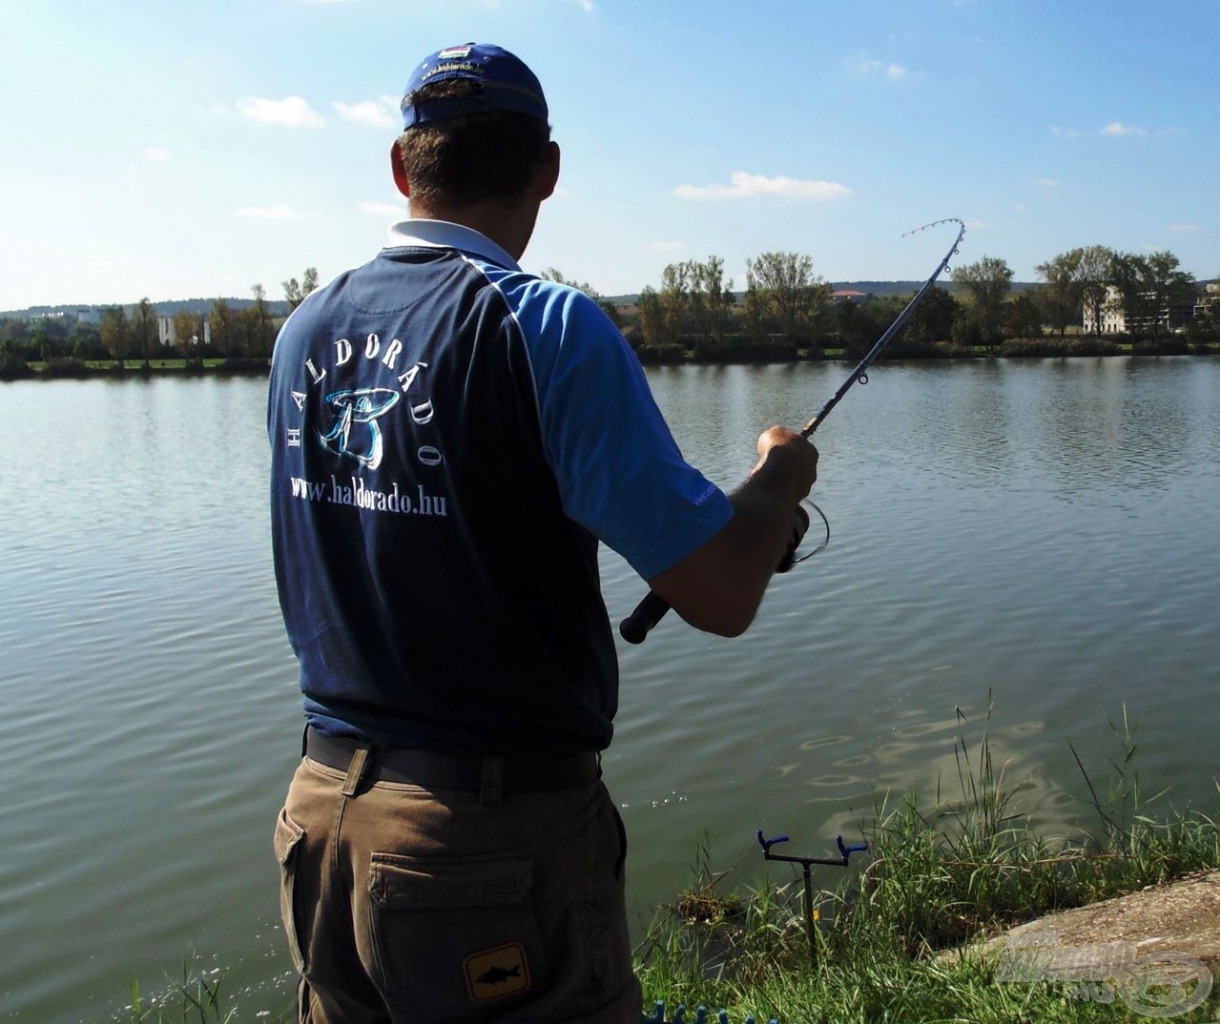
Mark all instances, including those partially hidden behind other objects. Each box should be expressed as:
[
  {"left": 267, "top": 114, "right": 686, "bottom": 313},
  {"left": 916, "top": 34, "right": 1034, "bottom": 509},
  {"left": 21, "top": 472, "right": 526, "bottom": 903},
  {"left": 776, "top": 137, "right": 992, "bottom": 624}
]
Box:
[{"left": 464, "top": 942, "right": 531, "bottom": 1001}]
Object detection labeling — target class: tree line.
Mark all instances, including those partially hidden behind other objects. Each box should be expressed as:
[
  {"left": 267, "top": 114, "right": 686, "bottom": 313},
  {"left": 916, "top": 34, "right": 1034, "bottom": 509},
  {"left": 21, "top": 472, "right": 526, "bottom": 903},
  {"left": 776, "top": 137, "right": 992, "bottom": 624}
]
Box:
[
  {"left": 617, "top": 246, "right": 1216, "bottom": 359},
  {"left": 0, "top": 268, "right": 318, "bottom": 377},
  {"left": 5, "top": 246, "right": 1218, "bottom": 380}
]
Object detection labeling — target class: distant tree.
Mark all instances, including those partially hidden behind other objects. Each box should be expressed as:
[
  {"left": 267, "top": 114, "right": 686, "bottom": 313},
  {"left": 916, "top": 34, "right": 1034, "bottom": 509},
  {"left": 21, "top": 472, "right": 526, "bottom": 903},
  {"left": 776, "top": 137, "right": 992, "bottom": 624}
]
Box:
[
  {"left": 209, "top": 299, "right": 237, "bottom": 357},
  {"left": 246, "top": 283, "right": 275, "bottom": 358},
  {"left": 951, "top": 256, "right": 1013, "bottom": 346},
  {"left": 131, "top": 298, "right": 157, "bottom": 368},
  {"left": 636, "top": 286, "right": 671, "bottom": 347},
  {"left": 29, "top": 317, "right": 68, "bottom": 362},
  {"left": 1075, "top": 245, "right": 1117, "bottom": 336},
  {"left": 0, "top": 319, "right": 30, "bottom": 349},
  {"left": 743, "top": 252, "right": 832, "bottom": 348},
  {"left": 1035, "top": 251, "right": 1085, "bottom": 336},
  {"left": 1108, "top": 250, "right": 1196, "bottom": 340},
  {"left": 0, "top": 337, "right": 29, "bottom": 377},
  {"left": 172, "top": 311, "right": 204, "bottom": 360},
  {"left": 101, "top": 305, "right": 130, "bottom": 369},
  {"left": 282, "top": 267, "right": 319, "bottom": 311},
  {"left": 837, "top": 294, "right": 906, "bottom": 358},
  {"left": 540, "top": 268, "right": 623, "bottom": 328},
  {"left": 681, "top": 256, "right": 734, "bottom": 346},
  {"left": 1005, "top": 292, "right": 1045, "bottom": 339},
  {"left": 902, "top": 285, "right": 960, "bottom": 344},
  {"left": 658, "top": 262, "right": 691, "bottom": 343},
  {"left": 67, "top": 322, "right": 103, "bottom": 361}
]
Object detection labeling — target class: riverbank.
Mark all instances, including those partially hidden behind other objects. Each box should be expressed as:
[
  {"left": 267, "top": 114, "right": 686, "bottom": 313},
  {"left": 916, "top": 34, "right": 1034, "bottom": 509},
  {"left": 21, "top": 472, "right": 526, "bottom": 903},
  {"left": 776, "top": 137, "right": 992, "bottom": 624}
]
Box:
[
  {"left": 635, "top": 717, "right": 1219, "bottom": 1023},
  {"left": 105, "top": 716, "right": 1219, "bottom": 1024},
  {"left": 2, "top": 336, "right": 1217, "bottom": 381}
]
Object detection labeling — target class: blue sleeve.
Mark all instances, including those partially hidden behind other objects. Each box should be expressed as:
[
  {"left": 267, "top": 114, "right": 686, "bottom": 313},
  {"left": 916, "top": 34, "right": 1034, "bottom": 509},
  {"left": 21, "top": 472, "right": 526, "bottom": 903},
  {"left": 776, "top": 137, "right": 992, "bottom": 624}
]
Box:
[{"left": 499, "top": 276, "right": 734, "bottom": 580}]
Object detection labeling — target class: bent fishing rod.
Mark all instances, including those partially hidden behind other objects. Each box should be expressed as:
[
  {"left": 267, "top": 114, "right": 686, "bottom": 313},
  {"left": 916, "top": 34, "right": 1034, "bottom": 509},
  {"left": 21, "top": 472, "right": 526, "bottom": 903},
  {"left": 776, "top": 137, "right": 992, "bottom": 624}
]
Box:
[{"left": 619, "top": 218, "right": 966, "bottom": 645}]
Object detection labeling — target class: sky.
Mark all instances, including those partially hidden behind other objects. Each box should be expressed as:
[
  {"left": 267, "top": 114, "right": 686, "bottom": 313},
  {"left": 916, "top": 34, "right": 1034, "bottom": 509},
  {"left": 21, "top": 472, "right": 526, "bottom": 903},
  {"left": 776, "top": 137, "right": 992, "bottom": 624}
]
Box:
[{"left": 2, "top": 0, "right": 1217, "bottom": 310}]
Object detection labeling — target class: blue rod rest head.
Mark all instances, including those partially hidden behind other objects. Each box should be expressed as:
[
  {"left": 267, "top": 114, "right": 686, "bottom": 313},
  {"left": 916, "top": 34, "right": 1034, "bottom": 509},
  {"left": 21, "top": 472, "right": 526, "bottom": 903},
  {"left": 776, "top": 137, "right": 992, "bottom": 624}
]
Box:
[
  {"left": 757, "top": 830, "right": 789, "bottom": 854},
  {"left": 836, "top": 834, "right": 869, "bottom": 858}
]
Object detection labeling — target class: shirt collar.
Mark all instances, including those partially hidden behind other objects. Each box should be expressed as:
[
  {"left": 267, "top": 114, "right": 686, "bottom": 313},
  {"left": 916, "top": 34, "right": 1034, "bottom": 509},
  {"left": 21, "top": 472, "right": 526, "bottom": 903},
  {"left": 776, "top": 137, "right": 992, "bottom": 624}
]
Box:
[{"left": 385, "top": 218, "right": 521, "bottom": 271}]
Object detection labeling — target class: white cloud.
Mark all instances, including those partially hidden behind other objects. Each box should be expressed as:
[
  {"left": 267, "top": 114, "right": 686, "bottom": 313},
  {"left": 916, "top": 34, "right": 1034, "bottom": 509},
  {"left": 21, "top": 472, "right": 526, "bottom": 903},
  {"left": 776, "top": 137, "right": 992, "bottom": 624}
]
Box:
[
  {"left": 234, "top": 205, "right": 318, "bottom": 221},
  {"left": 357, "top": 201, "right": 407, "bottom": 217},
  {"left": 143, "top": 147, "right": 172, "bottom": 162},
  {"left": 1168, "top": 223, "right": 1201, "bottom": 234},
  {"left": 674, "top": 171, "right": 851, "bottom": 202},
  {"left": 845, "top": 51, "right": 909, "bottom": 81},
  {"left": 1031, "top": 177, "right": 1059, "bottom": 189},
  {"left": 1101, "top": 121, "right": 1146, "bottom": 137},
  {"left": 577, "top": 0, "right": 595, "bottom": 9},
  {"left": 1051, "top": 125, "right": 1081, "bottom": 139},
  {"left": 333, "top": 97, "right": 399, "bottom": 129},
  {"left": 236, "top": 96, "right": 325, "bottom": 128}
]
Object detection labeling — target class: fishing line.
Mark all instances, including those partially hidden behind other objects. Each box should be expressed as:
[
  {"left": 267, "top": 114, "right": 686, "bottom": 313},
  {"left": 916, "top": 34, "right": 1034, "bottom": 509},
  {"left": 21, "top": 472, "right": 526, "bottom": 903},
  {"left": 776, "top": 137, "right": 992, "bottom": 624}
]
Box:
[{"left": 620, "top": 218, "right": 966, "bottom": 645}]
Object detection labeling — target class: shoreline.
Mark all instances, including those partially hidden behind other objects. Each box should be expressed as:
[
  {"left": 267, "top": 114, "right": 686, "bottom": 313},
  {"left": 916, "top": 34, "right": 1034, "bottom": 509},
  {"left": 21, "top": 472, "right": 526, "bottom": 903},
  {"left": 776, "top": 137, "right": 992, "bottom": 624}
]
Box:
[{"left": 3, "top": 341, "right": 1217, "bottom": 382}]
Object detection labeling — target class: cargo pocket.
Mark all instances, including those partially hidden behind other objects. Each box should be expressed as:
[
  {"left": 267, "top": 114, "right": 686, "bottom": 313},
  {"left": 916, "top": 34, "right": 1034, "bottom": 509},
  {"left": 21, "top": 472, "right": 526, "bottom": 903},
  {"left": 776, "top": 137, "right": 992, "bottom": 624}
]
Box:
[
  {"left": 367, "top": 849, "right": 547, "bottom": 1018},
  {"left": 274, "top": 807, "right": 307, "bottom": 973}
]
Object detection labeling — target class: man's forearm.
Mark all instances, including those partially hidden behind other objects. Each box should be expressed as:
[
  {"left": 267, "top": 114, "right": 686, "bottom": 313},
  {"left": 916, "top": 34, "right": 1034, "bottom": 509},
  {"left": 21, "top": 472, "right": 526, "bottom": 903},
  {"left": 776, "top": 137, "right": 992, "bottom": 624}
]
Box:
[{"left": 649, "top": 429, "right": 817, "bottom": 637}]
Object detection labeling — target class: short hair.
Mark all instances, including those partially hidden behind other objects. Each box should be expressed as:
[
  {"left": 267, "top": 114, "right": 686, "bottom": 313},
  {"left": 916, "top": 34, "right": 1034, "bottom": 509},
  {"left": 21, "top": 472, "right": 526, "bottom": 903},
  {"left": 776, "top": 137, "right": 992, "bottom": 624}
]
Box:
[{"left": 397, "top": 80, "right": 552, "bottom": 208}]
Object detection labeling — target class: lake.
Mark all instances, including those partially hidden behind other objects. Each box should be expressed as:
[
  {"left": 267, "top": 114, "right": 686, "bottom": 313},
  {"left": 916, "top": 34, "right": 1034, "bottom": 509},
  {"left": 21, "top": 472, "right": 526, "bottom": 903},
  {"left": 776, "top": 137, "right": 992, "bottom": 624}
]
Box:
[{"left": 2, "top": 358, "right": 1217, "bottom": 1023}]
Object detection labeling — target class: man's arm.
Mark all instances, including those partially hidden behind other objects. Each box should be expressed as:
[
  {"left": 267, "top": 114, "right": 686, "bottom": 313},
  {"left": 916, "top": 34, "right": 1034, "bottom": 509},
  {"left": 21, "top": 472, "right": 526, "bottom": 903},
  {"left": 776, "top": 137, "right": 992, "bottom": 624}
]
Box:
[{"left": 648, "top": 427, "right": 818, "bottom": 638}]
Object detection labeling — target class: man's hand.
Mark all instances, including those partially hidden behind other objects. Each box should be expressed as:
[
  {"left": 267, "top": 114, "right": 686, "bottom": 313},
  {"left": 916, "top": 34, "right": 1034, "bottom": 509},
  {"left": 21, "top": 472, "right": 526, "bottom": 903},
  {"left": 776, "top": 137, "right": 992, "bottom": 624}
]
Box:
[{"left": 752, "top": 426, "right": 818, "bottom": 500}]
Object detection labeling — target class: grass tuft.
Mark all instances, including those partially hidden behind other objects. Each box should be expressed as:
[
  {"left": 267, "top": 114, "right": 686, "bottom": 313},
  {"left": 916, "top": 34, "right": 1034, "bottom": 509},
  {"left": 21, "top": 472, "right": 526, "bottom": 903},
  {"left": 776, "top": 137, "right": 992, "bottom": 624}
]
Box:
[{"left": 635, "top": 705, "right": 1220, "bottom": 1023}]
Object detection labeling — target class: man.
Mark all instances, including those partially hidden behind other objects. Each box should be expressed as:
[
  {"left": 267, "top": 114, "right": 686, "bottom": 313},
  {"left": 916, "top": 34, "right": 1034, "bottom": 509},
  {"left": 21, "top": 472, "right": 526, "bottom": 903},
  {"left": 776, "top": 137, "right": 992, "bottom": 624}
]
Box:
[{"left": 268, "top": 42, "right": 817, "bottom": 1024}]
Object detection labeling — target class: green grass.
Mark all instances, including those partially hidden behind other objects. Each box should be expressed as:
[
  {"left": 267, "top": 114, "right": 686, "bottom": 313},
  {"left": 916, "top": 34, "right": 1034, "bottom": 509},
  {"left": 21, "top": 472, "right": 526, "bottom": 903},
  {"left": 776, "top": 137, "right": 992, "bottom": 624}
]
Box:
[
  {"left": 106, "top": 962, "right": 257, "bottom": 1024},
  {"left": 636, "top": 702, "right": 1220, "bottom": 1023},
  {"left": 108, "top": 705, "right": 1218, "bottom": 1023}
]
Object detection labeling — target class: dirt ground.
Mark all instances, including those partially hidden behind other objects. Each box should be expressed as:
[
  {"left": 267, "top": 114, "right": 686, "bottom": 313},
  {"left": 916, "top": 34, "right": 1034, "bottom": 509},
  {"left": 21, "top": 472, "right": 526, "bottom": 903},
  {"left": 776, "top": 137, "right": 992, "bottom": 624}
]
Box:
[{"left": 958, "top": 869, "right": 1220, "bottom": 971}]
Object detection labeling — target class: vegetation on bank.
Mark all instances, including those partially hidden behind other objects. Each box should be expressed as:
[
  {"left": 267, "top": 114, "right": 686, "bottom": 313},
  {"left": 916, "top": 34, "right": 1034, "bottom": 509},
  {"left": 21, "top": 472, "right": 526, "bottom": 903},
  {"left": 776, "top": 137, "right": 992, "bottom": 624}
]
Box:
[
  {"left": 104, "top": 707, "right": 1219, "bottom": 1023},
  {"left": 638, "top": 708, "right": 1219, "bottom": 1023},
  {"left": 3, "top": 333, "right": 1216, "bottom": 384},
  {"left": 7, "top": 243, "right": 1220, "bottom": 382}
]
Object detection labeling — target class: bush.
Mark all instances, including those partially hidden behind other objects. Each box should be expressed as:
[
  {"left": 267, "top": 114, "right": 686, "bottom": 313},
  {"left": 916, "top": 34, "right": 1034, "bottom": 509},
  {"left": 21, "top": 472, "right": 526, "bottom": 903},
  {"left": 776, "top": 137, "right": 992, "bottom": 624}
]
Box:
[
  {"left": 635, "top": 344, "right": 688, "bottom": 365},
  {"left": 42, "top": 356, "right": 92, "bottom": 378},
  {"left": 690, "top": 342, "right": 799, "bottom": 364},
  {"left": 0, "top": 344, "right": 31, "bottom": 379},
  {"left": 1131, "top": 336, "right": 1190, "bottom": 356},
  {"left": 1000, "top": 336, "right": 1121, "bottom": 357}
]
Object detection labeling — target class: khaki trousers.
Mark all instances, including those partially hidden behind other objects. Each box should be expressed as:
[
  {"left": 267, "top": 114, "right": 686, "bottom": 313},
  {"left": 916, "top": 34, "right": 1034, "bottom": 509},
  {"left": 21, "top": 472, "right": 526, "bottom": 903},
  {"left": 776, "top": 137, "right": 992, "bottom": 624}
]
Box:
[{"left": 274, "top": 753, "right": 643, "bottom": 1024}]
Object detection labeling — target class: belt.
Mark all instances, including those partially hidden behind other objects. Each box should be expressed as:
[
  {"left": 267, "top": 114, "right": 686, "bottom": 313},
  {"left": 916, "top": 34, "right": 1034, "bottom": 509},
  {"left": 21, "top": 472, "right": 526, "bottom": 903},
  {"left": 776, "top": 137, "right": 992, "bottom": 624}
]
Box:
[{"left": 304, "top": 726, "right": 601, "bottom": 802}]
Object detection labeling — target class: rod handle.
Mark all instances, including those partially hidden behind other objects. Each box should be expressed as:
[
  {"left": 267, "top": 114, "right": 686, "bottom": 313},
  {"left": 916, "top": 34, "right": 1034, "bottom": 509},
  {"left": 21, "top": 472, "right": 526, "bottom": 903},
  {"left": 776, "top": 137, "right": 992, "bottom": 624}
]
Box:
[{"left": 619, "top": 591, "right": 670, "bottom": 644}]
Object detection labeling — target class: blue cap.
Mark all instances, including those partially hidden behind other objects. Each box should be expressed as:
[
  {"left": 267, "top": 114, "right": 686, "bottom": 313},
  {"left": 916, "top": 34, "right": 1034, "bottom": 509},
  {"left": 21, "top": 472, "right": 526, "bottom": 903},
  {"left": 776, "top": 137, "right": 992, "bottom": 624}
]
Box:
[{"left": 401, "top": 43, "right": 549, "bottom": 128}]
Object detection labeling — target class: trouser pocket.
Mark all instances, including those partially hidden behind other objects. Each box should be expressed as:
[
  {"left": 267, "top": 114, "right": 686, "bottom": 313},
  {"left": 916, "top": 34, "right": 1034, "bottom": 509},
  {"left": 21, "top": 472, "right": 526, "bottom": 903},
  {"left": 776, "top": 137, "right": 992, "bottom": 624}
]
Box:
[
  {"left": 274, "top": 807, "right": 307, "bottom": 973},
  {"left": 367, "top": 848, "right": 547, "bottom": 1018}
]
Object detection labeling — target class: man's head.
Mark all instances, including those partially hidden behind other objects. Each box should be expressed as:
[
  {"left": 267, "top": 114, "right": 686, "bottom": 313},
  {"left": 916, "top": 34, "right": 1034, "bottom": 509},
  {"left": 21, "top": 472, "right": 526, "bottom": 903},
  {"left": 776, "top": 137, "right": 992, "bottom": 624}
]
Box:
[{"left": 393, "top": 43, "right": 557, "bottom": 213}]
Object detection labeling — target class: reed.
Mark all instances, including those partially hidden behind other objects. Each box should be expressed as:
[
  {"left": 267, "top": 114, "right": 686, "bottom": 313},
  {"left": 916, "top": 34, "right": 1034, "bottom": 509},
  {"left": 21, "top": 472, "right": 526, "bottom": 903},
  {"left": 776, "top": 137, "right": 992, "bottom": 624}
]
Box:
[{"left": 636, "top": 703, "right": 1219, "bottom": 1023}]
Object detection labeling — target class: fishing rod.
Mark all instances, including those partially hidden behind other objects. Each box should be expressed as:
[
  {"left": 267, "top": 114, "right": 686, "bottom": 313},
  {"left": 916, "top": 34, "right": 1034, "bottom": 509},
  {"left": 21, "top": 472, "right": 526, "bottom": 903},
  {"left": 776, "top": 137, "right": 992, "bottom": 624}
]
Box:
[{"left": 619, "top": 218, "right": 966, "bottom": 645}]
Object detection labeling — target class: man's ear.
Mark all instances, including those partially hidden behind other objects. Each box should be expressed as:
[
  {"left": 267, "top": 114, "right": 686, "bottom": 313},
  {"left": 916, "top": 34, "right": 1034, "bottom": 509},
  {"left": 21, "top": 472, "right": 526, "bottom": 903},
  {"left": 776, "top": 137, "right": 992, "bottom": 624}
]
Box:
[
  {"left": 535, "top": 141, "right": 560, "bottom": 201},
  {"left": 390, "top": 140, "right": 411, "bottom": 198}
]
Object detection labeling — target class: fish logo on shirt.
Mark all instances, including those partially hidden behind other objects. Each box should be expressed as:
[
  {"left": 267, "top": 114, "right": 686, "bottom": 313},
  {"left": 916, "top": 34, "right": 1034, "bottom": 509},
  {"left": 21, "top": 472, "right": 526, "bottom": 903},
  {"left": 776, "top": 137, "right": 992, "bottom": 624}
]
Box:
[{"left": 317, "top": 388, "right": 400, "bottom": 470}]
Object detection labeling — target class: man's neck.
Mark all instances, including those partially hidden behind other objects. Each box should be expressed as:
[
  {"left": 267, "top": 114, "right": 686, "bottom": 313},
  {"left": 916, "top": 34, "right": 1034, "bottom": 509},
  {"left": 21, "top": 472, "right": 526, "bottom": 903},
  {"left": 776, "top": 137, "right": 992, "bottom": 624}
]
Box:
[{"left": 409, "top": 199, "right": 538, "bottom": 262}]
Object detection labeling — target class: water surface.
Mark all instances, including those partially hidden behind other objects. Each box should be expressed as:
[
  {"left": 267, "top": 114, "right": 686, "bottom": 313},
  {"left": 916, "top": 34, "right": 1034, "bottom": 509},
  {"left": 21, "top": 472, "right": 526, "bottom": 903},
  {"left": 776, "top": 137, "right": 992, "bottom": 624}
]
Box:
[{"left": 1, "top": 359, "right": 1217, "bottom": 1022}]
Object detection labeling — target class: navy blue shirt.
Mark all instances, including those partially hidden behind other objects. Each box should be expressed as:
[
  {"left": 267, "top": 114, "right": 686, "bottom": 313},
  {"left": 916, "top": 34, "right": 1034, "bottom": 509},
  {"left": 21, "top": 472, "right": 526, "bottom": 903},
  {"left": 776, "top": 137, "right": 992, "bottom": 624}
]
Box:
[{"left": 268, "top": 221, "right": 732, "bottom": 756}]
